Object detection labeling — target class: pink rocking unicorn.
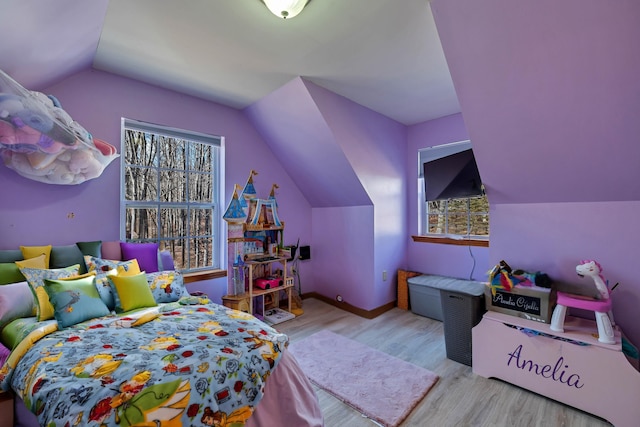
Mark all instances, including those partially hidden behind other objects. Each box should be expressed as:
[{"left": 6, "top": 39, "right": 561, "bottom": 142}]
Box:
[{"left": 549, "top": 260, "right": 616, "bottom": 344}]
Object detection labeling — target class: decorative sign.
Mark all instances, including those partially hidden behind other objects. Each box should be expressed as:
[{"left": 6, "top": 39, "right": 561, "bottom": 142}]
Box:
[{"left": 491, "top": 290, "right": 541, "bottom": 315}]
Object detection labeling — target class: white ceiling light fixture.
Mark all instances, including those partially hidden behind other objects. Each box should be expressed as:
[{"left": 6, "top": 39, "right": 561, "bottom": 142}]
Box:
[{"left": 261, "top": 0, "right": 310, "bottom": 19}]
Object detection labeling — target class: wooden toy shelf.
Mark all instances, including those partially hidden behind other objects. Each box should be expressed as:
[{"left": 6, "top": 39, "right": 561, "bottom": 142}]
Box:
[
  {"left": 245, "top": 257, "right": 292, "bottom": 314},
  {"left": 472, "top": 311, "right": 640, "bottom": 427}
]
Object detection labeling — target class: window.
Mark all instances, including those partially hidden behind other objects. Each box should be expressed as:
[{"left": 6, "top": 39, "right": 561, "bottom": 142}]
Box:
[
  {"left": 424, "top": 197, "right": 489, "bottom": 236},
  {"left": 418, "top": 141, "right": 489, "bottom": 239},
  {"left": 121, "top": 118, "right": 223, "bottom": 272}
]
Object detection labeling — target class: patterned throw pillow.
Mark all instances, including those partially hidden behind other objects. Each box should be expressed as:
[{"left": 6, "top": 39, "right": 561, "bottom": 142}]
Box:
[
  {"left": 19, "top": 265, "right": 81, "bottom": 321},
  {"left": 44, "top": 275, "right": 110, "bottom": 328},
  {"left": 94, "top": 270, "right": 117, "bottom": 311},
  {"left": 84, "top": 256, "right": 141, "bottom": 275},
  {"left": 145, "top": 271, "right": 188, "bottom": 303},
  {"left": 108, "top": 272, "right": 157, "bottom": 313},
  {"left": 84, "top": 257, "right": 141, "bottom": 310}
]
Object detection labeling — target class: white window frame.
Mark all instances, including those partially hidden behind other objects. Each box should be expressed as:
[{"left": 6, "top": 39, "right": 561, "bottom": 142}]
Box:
[
  {"left": 418, "top": 140, "right": 489, "bottom": 239},
  {"left": 120, "top": 118, "right": 224, "bottom": 272}
]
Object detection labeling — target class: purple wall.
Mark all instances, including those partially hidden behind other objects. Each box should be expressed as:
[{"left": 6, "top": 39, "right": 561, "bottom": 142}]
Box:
[
  {"left": 244, "top": 78, "right": 372, "bottom": 208},
  {"left": 431, "top": 0, "right": 640, "bottom": 346},
  {"left": 246, "top": 78, "right": 407, "bottom": 310},
  {"left": 406, "top": 113, "right": 490, "bottom": 281},
  {"left": 432, "top": 0, "right": 640, "bottom": 205},
  {"left": 305, "top": 82, "right": 407, "bottom": 309},
  {"left": 311, "top": 206, "right": 375, "bottom": 306},
  {"left": 0, "top": 69, "right": 312, "bottom": 304}
]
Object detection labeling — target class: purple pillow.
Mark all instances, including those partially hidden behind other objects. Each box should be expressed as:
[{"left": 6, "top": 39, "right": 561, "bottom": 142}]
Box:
[
  {"left": 120, "top": 242, "right": 160, "bottom": 273},
  {"left": 159, "top": 250, "right": 175, "bottom": 271},
  {"left": 0, "top": 342, "right": 9, "bottom": 367}
]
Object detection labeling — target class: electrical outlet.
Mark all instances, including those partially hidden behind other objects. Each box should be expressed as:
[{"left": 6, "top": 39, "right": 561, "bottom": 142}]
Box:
[{"left": 382, "top": 270, "right": 388, "bottom": 281}]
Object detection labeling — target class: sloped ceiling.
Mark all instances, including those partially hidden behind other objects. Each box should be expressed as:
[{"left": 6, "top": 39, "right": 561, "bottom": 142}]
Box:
[
  {"left": 0, "top": 0, "right": 109, "bottom": 90},
  {"left": 245, "top": 77, "right": 372, "bottom": 208},
  {"left": 0, "top": 0, "right": 458, "bottom": 126},
  {"left": 431, "top": 0, "right": 640, "bottom": 204}
]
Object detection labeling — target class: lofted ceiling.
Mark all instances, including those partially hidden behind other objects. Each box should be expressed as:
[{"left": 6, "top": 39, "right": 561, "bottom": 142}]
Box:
[{"left": 0, "top": 0, "right": 459, "bottom": 125}]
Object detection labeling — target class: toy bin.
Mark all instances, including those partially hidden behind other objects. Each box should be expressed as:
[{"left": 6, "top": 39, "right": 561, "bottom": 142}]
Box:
[
  {"left": 408, "top": 274, "right": 486, "bottom": 365},
  {"left": 440, "top": 288, "right": 485, "bottom": 366}
]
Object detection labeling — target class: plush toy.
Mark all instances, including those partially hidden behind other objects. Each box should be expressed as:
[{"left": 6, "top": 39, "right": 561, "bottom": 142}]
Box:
[
  {"left": 0, "top": 92, "right": 53, "bottom": 134},
  {"left": 511, "top": 269, "right": 551, "bottom": 288},
  {"left": 488, "top": 260, "right": 552, "bottom": 296},
  {"left": 0, "top": 69, "right": 119, "bottom": 184},
  {"left": 2, "top": 151, "right": 73, "bottom": 184},
  {"left": 68, "top": 148, "right": 104, "bottom": 181}
]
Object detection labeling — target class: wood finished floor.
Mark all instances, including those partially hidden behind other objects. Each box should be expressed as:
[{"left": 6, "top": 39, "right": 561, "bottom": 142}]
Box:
[{"left": 275, "top": 298, "right": 611, "bottom": 427}]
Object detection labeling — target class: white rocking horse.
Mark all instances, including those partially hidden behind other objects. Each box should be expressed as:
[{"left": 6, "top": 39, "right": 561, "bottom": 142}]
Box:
[{"left": 550, "top": 260, "right": 616, "bottom": 344}]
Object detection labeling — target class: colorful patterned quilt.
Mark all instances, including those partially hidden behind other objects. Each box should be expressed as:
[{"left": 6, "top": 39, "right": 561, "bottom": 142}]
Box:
[{"left": 0, "top": 301, "right": 288, "bottom": 427}]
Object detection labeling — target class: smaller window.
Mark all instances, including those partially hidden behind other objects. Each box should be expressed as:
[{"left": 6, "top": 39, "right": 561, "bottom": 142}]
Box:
[
  {"left": 425, "top": 196, "right": 489, "bottom": 237},
  {"left": 418, "top": 141, "right": 489, "bottom": 238}
]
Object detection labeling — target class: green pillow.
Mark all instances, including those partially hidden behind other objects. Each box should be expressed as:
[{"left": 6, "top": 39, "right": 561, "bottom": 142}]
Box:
[
  {"left": 76, "top": 241, "right": 102, "bottom": 258},
  {"left": 108, "top": 272, "right": 157, "bottom": 313},
  {"left": 44, "top": 276, "right": 110, "bottom": 328},
  {"left": 0, "top": 263, "right": 26, "bottom": 285},
  {"left": 51, "top": 245, "right": 87, "bottom": 274},
  {"left": 1, "top": 316, "right": 38, "bottom": 349},
  {"left": 0, "top": 250, "right": 23, "bottom": 263}
]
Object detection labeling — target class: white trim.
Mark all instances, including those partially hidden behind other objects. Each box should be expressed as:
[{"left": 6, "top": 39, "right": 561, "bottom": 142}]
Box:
[{"left": 120, "top": 118, "right": 223, "bottom": 271}]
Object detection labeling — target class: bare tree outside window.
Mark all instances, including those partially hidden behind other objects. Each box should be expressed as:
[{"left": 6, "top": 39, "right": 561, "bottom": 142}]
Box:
[
  {"left": 121, "top": 119, "right": 222, "bottom": 271},
  {"left": 426, "top": 196, "right": 489, "bottom": 236}
]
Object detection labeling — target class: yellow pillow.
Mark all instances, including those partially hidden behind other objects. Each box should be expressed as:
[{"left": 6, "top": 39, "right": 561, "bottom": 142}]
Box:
[
  {"left": 108, "top": 272, "right": 156, "bottom": 313},
  {"left": 15, "top": 254, "right": 47, "bottom": 270},
  {"left": 116, "top": 259, "right": 141, "bottom": 277},
  {"left": 20, "top": 245, "right": 52, "bottom": 268}
]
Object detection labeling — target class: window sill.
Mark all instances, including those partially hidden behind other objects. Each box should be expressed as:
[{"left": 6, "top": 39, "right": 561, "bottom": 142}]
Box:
[
  {"left": 183, "top": 269, "right": 227, "bottom": 283},
  {"left": 411, "top": 235, "right": 489, "bottom": 247}
]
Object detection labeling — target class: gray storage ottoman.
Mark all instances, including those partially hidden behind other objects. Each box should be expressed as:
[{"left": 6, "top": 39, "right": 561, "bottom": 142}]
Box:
[{"left": 407, "top": 275, "right": 444, "bottom": 320}]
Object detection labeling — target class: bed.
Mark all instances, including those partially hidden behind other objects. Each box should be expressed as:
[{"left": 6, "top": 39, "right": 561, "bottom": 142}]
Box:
[{"left": 0, "top": 246, "right": 323, "bottom": 427}]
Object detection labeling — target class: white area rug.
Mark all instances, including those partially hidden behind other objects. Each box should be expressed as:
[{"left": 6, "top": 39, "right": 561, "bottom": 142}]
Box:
[{"left": 289, "top": 330, "right": 439, "bottom": 427}]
